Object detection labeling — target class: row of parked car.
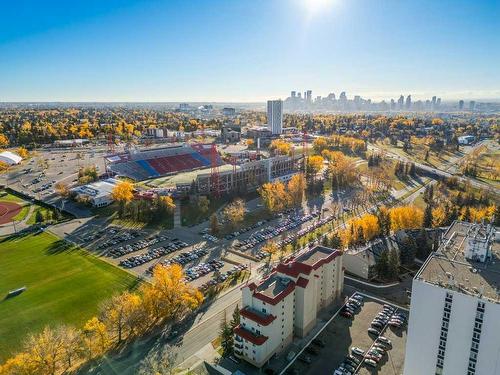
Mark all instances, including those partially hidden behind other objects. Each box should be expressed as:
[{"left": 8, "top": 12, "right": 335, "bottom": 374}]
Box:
[
  {"left": 119, "top": 238, "right": 189, "bottom": 268},
  {"left": 147, "top": 248, "right": 209, "bottom": 274},
  {"left": 198, "top": 264, "right": 248, "bottom": 291},
  {"left": 340, "top": 294, "right": 364, "bottom": 319},
  {"left": 235, "top": 211, "right": 318, "bottom": 252},
  {"left": 277, "top": 212, "right": 334, "bottom": 247},
  {"left": 95, "top": 228, "right": 141, "bottom": 249},
  {"left": 349, "top": 337, "right": 392, "bottom": 371},
  {"left": 105, "top": 235, "right": 170, "bottom": 257},
  {"left": 185, "top": 260, "right": 224, "bottom": 282},
  {"left": 370, "top": 304, "right": 407, "bottom": 333}
]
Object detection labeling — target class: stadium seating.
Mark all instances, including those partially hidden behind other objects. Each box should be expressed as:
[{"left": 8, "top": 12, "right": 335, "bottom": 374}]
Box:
[{"left": 107, "top": 144, "right": 223, "bottom": 180}]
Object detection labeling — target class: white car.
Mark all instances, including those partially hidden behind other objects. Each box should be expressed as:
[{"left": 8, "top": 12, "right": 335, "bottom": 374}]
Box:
[
  {"left": 378, "top": 336, "right": 392, "bottom": 345},
  {"left": 351, "top": 347, "right": 365, "bottom": 356}
]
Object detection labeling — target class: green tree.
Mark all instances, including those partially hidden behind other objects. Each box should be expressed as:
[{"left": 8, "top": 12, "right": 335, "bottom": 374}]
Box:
[
  {"left": 210, "top": 214, "right": 220, "bottom": 236},
  {"left": 35, "top": 210, "right": 44, "bottom": 223},
  {"left": 423, "top": 203, "right": 433, "bottom": 228},
  {"left": 219, "top": 315, "right": 233, "bottom": 357},
  {"left": 387, "top": 249, "right": 400, "bottom": 280}
]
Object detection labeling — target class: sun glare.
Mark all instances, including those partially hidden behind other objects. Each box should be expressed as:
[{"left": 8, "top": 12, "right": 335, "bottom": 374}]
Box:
[{"left": 304, "top": 0, "right": 334, "bottom": 14}]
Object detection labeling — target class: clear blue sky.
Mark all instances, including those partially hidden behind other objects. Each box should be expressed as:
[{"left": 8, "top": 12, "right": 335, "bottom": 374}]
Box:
[{"left": 0, "top": 0, "right": 499, "bottom": 102}]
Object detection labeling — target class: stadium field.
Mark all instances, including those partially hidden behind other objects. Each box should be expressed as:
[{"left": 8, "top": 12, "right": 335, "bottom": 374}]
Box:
[
  {"left": 141, "top": 164, "right": 236, "bottom": 188},
  {"left": 0, "top": 232, "right": 139, "bottom": 362}
]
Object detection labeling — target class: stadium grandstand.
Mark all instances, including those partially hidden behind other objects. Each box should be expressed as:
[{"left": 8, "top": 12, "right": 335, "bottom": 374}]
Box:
[{"left": 105, "top": 143, "right": 223, "bottom": 181}]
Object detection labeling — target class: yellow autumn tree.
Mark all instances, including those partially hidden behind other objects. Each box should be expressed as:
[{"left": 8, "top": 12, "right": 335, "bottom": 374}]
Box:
[
  {"left": 389, "top": 205, "right": 424, "bottom": 231},
  {"left": 306, "top": 155, "right": 324, "bottom": 178},
  {"left": 161, "top": 195, "right": 176, "bottom": 214},
  {"left": 258, "top": 181, "right": 290, "bottom": 213},
  {"left": 222, "top": 198, "right": 245, "bottom": 229},
  {"left": 82, "top": 317, "right": 110, "bottom": 359},
  {"left": 111, "top": 181, "right": 134, "bottom": 216},
  {"left": 141, "top": 264, "right": 203, "bottom": 325},
  {"left": 287, "top": 173, "right": 306, "bottom": 207},
  {"left": 269, "top": 139, "right": 292, "bottom": 155}
]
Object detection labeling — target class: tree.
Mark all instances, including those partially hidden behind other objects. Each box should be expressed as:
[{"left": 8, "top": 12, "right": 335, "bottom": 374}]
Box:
[
  {"left": 262, "top": 241, "right": 279, "bottom": 263},
  {"left": 376, "top": 206, "right": 391, "bottom": 236},
  {"left": 210, "top": 214, "right": 220, "bottom": 236},
  {"left": 0, "top": 133, "right": 8, "bottom": 147},
  {"left": 230, "top": 305, "right": 240, "bottom": 330},
  {"left": 24, "top": 326, "right": 66, "bottom": 375},
  {"left": 375, "top": 251, "right": 389, "bottom": 279},
  {"left": 197, "top": 196, "right": 210, "bottom": 215},
  {"left": 387, "top": 249, "right": 400, "bottom": 280},
  {"left": 161, "top": 195, "right": 176, "bottom": 214},
  {"left": 35, "top": 210, "right": 44, "bottom": 223},
  {"left": 141, "top": 264, "right": 203, "bottom": 324},
  {"left": 138, "top": 345, "right": 177, "bottom": 375},
  {"left": 16, "top": 147, "right": 28, "bottom": 158},
  {"left": 101, "top": 292, "right": 142, "bottom": 344},
  {"left": 219, "top": 314, "right": 233, "bottom": 357},
  {"left": 55, "top": 182, "right": 70, "bottom": 198},
  {"left": 399, "top": 236, "right": 417, "bottom": 265},
  {"left": 389, "top": 205, "right": 423, "bottom": 231},
  {"left": 306, "top": 155, "right": 324, "bottom": 179},
  {"left": 258, "top": 181, "right": 289, "bottom": 213},
  {"left": 423, "top": 203, "right": 433, "bottom": 228},
  {"left": 111, "top": 181, "right": 134, "bottom": 216},
  {"left": 222, "top": 199, "right": 245, "bottom": 230},
  {"left": 269, "top": 139, "right": 291, "bottom": 155},
  {"left": 82, "top": 317, "right": 110, "bottom": 359},
  {"left": 0, "top": 352, "right": 36, "bottom": 375},
  {"left": 287, "top": 173, "right": 306, "bottom": 207}
]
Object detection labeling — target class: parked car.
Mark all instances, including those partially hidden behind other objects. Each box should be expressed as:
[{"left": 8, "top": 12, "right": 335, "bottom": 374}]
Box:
[{"left": 351, "top": 347, "right": 365, "bottom": 356}]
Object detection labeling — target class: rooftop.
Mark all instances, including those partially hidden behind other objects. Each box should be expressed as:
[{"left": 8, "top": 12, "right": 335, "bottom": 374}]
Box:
[
  {"left": 253, "top": 273, "right": 295, "bottom": 304},
  {"left": 295, "top": 246, "right": 337, "bottom": 267},
  {"left": 416, "top": 221, "right": 500, "bottom": 303}
]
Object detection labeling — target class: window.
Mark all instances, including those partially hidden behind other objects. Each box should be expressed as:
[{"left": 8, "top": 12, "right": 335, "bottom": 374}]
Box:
[{"left": 262, "top": 308, "right": 267, "bottom": 313}]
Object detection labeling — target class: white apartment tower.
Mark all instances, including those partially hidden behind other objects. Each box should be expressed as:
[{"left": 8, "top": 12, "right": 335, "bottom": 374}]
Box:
[
  {"left": 234, "top": 246, "right": 344, "bottom": 367},
  {"left": 404, "top": 221, "right": 499, "bottom": 375},
  {"left": 267, "top": 99, "right": 283, "bottom": 135}
]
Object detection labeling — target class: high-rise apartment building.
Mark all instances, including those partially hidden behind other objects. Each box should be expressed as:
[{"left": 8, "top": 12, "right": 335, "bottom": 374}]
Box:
[
  {"left": 267, "top": 100, "right": 283, "bottom": 135},
  {"left": 459, "top": 100, "right": 465, "bottom": 110},
  {"left": 234, "top": 246, "right": 344, "bottom": 367},
  {"left": 404, "top": 221, "right": 499, "bottom": 375}
]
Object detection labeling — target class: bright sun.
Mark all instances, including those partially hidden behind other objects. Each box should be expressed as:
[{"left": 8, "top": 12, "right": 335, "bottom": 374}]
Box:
[{"left": 304, "top": 0, "right": 334, "bottom": 13}]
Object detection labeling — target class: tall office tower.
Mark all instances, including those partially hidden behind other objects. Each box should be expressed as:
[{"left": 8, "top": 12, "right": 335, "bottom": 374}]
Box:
[
  {"left": 436, "top": 98, "right": 441, "bottom": 108},
  {"left": 397, "top": 95, "right": 405, "bottom": 110},
  {"left": 425, "top": 100, "right": 431, "bottom": 111},
  {"left": 431, "top": 96, "right": 437, "bottom": 110},
  {"left": 459, "top": 100, "right": 465, "bottom": 110},
  {"left": 390, "top": 99, "right": 396, "bottom": 111},
  {"left": 297, "top": 92, "right": 302, "bottom": 99},
  {"left": 306, "top": 90, "right": 312, "bottom": 103},
  {"left": 291, "top": 91, "right": 296, "bottom": 98},
  {"left": 405, "top": 95, "right": 412, "bottom": 110},
  {"left": 469, "top": 101, "right": 476, "bottom": 111},
  {"left": 404, "top": 221, "right": 499, "bottom": 375},
  {"left": 267, "top": 100, "right": 283, "bottom": 135}
]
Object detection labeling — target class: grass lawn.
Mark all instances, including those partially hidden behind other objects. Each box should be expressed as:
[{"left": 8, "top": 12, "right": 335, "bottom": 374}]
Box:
[{"left": 0, "top": 232, "right": 139, "bottom": 362}]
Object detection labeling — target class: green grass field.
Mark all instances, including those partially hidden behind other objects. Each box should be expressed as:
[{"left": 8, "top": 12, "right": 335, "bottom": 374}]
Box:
[{"left": 0, "top": 232, "right": 139, "bottom": 362}]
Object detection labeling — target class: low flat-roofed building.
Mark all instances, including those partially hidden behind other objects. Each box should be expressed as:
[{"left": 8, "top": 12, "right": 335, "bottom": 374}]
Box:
[
  {"left": 234, "top": 246, "right": 343, "bottom": 367},
  {"left": 404, "top": 221, "right": 499, "bottom": 375},
  {"left": 71, "top": 178, "right": 120, "bottom": 207}
]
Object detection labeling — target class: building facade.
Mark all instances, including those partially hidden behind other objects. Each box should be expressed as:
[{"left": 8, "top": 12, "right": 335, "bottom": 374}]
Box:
[
  {"left": 234, "top": 246, "right": 344, "bottom": 367},
  {"left": 404, "top": 221, "right": 499, "bottom": 375},
  {"left": 267, "top": 100, "right": 283, "bottom": 135}
]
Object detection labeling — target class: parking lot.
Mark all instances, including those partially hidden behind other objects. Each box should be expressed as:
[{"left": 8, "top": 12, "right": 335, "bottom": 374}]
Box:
[{"left": 286, "top": 294, "right": 407, "bottom": 375}]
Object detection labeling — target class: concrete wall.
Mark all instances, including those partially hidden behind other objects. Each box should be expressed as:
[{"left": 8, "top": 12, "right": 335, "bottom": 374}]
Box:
[{"left": 404, "top": 280, "right": 500, "bottom": 375}]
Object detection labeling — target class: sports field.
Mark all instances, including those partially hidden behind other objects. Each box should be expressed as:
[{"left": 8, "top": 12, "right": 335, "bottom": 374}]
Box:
[
  {"left": 0, "top": 232, "right": 139, "bottom": 362},
  {"left": 0, "top": 191, "right": 30, "bottom": 223}
]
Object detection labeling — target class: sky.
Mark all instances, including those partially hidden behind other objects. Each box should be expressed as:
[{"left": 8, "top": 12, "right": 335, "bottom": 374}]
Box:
[{"left": 0, "top": 0, "right": 499, "bottom": 102}]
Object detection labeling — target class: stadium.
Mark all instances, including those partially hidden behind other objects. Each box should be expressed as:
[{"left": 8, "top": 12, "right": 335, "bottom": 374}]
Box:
[{"left": 105, "top": 143, "right": 223, "bottom": 181}]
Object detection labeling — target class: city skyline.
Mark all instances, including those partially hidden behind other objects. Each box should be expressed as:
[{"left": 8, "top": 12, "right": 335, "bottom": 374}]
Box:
[{"left": 1, "top": 0, "right": 499, "bottom": 102}]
